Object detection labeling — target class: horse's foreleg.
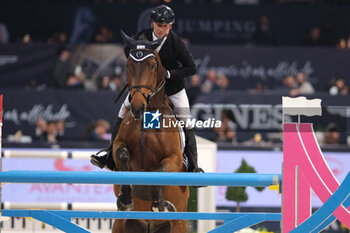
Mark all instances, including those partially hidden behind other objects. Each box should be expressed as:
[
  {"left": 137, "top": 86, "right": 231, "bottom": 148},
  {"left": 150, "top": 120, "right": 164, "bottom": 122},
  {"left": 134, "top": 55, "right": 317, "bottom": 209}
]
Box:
[
  {"left": 151, "top": 155, "right": 180, "bottom": 212},
  {"left": 115, "top": 143, "right": 133, "bottom": 211},
  {"left": 112, "top": 219, "right": 125, "bottom": 233},
  {"left": 159, "top": 155, "right": 182, "bottom": 173}
]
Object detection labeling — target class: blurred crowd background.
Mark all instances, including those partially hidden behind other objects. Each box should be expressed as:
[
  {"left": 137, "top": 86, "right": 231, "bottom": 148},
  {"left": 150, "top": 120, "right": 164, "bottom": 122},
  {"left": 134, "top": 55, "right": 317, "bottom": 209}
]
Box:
[{"left": 1, "top": 0, "right": 350, "bottom": 150}]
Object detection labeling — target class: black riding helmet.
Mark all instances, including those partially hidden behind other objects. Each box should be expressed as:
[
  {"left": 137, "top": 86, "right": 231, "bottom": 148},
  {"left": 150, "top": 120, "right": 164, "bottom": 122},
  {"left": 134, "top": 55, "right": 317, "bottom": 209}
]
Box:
[{"left": 150, "top": 5, "right": 175, "bottom": 24}]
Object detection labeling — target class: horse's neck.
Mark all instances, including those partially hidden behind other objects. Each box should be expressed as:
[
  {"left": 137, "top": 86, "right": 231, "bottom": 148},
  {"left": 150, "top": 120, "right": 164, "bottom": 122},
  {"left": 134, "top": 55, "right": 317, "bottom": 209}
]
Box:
[
  {"left": 148, "top": 59, "right": 167, "bottom": 109},
  {"left": 147, "top": 84, "right": 168, "bottom": 109}
]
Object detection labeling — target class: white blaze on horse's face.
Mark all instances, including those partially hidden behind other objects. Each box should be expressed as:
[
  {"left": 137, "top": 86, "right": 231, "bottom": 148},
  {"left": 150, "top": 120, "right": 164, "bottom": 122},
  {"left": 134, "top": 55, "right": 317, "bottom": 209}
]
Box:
[
  {"left": 127, "top": 57, "right": 158, "bottom": 120},
  {"left": 152, "top": 22, "right": 172, "bottom": 39}
]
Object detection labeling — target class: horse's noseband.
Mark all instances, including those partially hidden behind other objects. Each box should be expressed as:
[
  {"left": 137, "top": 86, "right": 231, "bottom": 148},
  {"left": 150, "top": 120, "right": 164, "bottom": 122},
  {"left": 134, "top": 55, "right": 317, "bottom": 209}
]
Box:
[
  {"left": 129, "top": 80, "right": 165, "bottom": 104},
  {"left": 129, "top": 85, "right": 152, "bottom": 103}
]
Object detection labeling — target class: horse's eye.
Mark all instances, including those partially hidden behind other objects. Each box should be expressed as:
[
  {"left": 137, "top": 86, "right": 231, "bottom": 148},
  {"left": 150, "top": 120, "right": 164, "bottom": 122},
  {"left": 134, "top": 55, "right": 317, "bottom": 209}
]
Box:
[{"left": 151, "top": 64, "right": 156, "bottom": 70}]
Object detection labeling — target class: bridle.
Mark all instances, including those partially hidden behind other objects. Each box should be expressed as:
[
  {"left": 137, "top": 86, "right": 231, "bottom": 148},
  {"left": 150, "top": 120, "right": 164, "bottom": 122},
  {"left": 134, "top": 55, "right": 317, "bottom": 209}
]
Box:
[
  {"left": 128, "top": 48, "right": 165, "bottom": 104},
  {"left": 129, "top": 79, "right": 165, "bottom": 104}
]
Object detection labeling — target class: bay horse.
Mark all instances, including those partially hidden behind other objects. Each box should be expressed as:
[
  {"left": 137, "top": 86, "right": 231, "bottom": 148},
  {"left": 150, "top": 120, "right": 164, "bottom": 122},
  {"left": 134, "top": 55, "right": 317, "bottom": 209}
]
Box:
[{"left": 112, "top": 31, "right": 189, "bottom": 233}]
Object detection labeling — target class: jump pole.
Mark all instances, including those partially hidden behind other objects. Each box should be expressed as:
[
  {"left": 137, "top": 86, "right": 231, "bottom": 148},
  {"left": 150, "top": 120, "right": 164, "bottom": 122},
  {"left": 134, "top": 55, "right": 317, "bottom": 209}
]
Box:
[{"left": 0, "top": 170, "right": 281, "bottom": 187}]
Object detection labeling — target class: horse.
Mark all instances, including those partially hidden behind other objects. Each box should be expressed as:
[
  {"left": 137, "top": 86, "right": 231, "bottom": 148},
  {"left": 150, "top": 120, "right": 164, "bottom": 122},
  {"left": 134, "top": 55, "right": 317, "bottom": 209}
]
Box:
[{"left": 111, "top": 31, "right": 189, "bottom": 233}]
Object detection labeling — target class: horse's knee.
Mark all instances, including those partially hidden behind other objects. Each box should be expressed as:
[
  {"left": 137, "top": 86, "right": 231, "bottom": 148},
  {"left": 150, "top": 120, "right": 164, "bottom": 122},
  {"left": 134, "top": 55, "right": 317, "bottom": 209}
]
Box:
[
  {"left": 116, "top": 144, "right": 130, "bottom": 170},
  {"left": 119, "top": 185, "right": 132, "bottom": 203},
  {"left": 120, "top": 184, "right": 131, "bottom": 194},
  {"left": 116, "top": 144, "right": 129, "bottom": 161}
]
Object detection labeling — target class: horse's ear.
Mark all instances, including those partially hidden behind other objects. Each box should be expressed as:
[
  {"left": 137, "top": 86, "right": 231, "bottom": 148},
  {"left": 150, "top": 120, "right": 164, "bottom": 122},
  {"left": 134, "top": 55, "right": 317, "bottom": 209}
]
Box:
[
  {"left": 120, "top": 30, "right": 135, "bottom": 47},
  {"left": 151, "top": 36, "right": 166, "bottom": 50}
]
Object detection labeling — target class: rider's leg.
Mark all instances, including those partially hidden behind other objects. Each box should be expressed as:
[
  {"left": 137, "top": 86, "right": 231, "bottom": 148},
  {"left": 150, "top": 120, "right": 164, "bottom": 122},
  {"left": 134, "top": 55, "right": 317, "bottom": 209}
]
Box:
[
  {"left": 90, "top": 94, "right": 130, "bottom": 170},
  {"left": 168, "top": 89, "right": 204, "bottom": 173}
]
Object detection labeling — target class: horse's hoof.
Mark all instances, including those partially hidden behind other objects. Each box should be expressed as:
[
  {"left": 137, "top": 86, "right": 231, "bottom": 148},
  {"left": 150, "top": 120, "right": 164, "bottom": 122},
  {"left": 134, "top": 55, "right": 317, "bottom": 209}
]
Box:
[
  {"left": 151, "top": 201, "right": 163, "bottom": 212},
  {"left": 117, "top": 198, "right": 133, "bottom": 211},
  {"left": 151, "top": 200, "right": 176, "bottom": 212},
  {"left": 163, "top": 201, "right": 176, "bottom": 212}
]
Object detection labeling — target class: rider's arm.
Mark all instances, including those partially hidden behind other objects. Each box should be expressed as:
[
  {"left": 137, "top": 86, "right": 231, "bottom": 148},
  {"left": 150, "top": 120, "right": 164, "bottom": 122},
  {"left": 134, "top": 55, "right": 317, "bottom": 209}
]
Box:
[{"left": 168, "top": 35, "right": 197, "bottom": 80}]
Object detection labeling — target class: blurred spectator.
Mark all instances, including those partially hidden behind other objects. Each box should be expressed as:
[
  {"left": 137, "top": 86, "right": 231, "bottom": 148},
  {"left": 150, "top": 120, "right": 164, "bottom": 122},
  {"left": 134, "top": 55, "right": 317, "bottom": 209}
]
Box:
[
  {"left": 23, "top": 34, "right": 31, "bottom": 44},
  {"left": 42, "top": 121, "right": 58, "bottom": 144},
  {"left": 329, "top": 78, "right": 348, "bottom": 95},
  {"left": 26, "top": 78, "right": 37, "bottom": 90},
  {"left": 74, "top": 65, "right": 86, "bottom": 86},
  {"left": 83, "top": 119, "right": 111, "bottom": 141},
  {"left": 0, "top": 21, "right": 9, "bottom": 44},
  {"left": 187, "top": 74, "right": 202, "bottom": 106},
  {"left": 290, "top": 72, "right": 315, "bottom": 96},
  {"left": 252, "top": 14, "right": 276, "bottom": 46},
  {"left": 201, "top": 69, "right": 220, "bottom": 93},
  {"left": 97, "top": 73, "right": 112, "bottom": 90},
  {"left": 277, "top": 74, "right": 297, "bottom": 95},
  {"left": 7, "top": 130, "right": 32, "bottom": 143},
  {"left": 213, "top": 109, "right": 237, "bottom": 144},
  {"left": 303, "top": 26, "right": 322, "bottom": 46},
  {"left": 324, "top": 122, "right": 340, "bottom": 145},
  {"left": 216, "top": 73, "right": 229, "bottom": 92},
  {"left": 50, "top": 47, "right": 71, "bottom": 88},
  {"left": 35, "top": 118, "right": 47, "bottom": 140},
  {"left": 337, "top": 38, "right": 350, "bottom": 49},
  {"left": 284, "top": 75, "right": 297, "bottom": 90},
  {"left": 249, "top": 81, "right": 265, "bottom": 94},
  {"left": 109, "top": 66, "right": 125, "bottom": 91},
  {"left": 65, "top": 71, "right": 85, "bottom": 89},
  {"left": 93, "top": 25, "right": 114, "bottom": 43},
  {"left": 243, "top": 132, "right": 272, "bottom": 146},
  {"left": 48, "top": 28, "right": 68, "bottom": 44},
  {"left": 110, "top": 76, "right": 124, "bottom": 92},
  {"left": 56, "top": 120, "right": 65, "bottom": 141},
  {"left": 25, "top": 79, "right": 47, "bottom": 91},
  {"left": 325, "top": 77, "right": 337, "bottom": 92}
]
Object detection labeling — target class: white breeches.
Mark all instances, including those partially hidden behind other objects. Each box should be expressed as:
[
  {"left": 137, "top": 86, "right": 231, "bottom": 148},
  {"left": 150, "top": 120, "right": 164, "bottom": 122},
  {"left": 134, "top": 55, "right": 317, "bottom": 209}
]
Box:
[{"left": 117, "top": 88, "right": 192, "bottom": 129}]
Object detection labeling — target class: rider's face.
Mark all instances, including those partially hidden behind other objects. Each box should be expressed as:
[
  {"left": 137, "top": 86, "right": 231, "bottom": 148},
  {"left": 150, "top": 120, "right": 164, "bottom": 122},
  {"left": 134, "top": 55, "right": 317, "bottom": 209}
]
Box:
[{"left": 152, "top": 22, "right": 172, "bottom": 39}]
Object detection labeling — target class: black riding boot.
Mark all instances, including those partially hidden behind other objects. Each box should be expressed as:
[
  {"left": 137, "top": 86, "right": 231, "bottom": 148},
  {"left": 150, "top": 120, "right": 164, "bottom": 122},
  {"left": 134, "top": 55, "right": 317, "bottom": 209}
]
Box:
[
  {"left": 90, "top": 117, "right": 122, "bottom": 170},
  {"left": 184, "top": 128, "right": 204, "bottom": 173}
]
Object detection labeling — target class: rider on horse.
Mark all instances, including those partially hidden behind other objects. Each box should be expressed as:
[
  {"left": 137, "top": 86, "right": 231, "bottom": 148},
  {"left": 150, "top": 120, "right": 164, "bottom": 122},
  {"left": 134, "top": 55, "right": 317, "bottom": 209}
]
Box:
[{"left": 91, "top": 5, "right": 204, "bottom": 174}]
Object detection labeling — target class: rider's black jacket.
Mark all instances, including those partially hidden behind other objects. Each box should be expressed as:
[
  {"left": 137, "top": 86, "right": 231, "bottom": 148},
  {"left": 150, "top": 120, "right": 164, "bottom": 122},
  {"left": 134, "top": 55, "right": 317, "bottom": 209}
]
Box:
[{"left": 124, "top": 29, "right": 197, "bottom": 96}]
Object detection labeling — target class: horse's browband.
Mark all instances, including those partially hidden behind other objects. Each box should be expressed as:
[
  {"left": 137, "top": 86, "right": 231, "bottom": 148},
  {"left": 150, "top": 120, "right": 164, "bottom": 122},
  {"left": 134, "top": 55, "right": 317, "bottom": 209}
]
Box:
[
  {"left": 129, "top": 53, "right": 155, "bottom": 62},
  {"left": 129, "top": 49, "right": 156, "bottom": 63}
]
